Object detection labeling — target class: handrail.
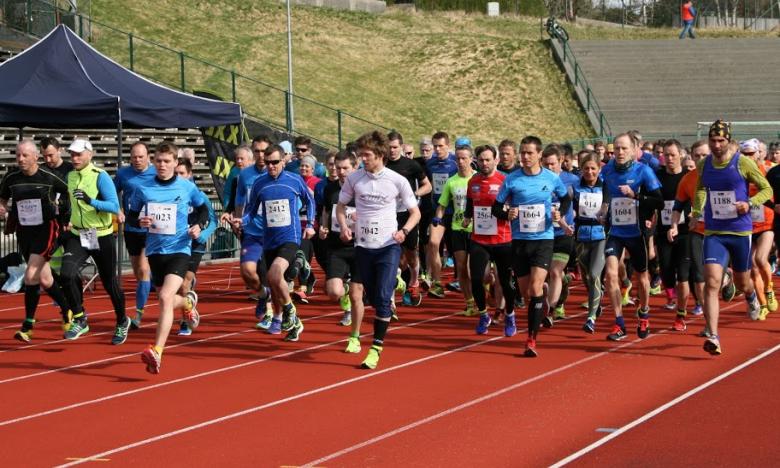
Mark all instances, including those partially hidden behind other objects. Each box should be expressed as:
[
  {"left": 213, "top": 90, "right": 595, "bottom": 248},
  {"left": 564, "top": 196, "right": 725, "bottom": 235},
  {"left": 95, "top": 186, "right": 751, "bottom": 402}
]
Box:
[{"left": 0, "top": 0, "right": 390, "bottom": 149}]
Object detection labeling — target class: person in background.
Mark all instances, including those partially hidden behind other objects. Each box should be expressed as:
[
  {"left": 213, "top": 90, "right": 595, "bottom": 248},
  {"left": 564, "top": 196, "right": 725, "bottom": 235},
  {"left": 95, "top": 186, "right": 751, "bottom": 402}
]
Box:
[
  {"left": 680, "top": 0, "right": 697, "bottom": 39},
  {"left": 280, "top": 140, "right": 293, "bottom": 165}
]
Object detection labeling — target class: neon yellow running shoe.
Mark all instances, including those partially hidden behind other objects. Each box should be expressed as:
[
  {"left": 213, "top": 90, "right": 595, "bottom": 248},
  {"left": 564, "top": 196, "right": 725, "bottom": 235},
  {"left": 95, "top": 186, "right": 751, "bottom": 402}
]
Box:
[
  {"left": 345, "top": 336, "right": 361, "bottom": 353},
  {"left": 395, "top": 272, "right": 406, "bottom": 293},
  {"left": 14, "top": 328, "right": 33, "bottom": 343},
  {"left": 758, "top": 305, "right": 770, "bottom": 321},
  {"left": 361, "top": 345, "right": 382, "bottom": 369},
  {"left": 553, "top": 305, "right": 566, "bottom": 320},
  {"left": 766, "top": 290, "right": 778, "bottom": 312}
]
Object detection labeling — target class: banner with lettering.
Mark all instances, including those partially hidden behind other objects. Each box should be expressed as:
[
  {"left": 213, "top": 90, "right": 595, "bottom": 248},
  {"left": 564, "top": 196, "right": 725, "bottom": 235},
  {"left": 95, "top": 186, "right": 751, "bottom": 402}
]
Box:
[{"left": 195, "top": 91, "right": 247, "bottom": 203}]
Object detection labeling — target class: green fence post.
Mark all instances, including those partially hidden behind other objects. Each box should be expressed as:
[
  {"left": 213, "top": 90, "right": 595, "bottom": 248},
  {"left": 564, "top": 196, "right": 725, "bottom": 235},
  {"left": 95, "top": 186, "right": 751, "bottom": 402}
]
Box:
[
  {"left": 599, "top": 113, "right": 604, "bottom": 137},
  {"left": 128, "top": 33, "right": 134, "bottom": 70},
  {"left": 574, "top": 64, "right": 578, "bottom": 86},
  {"left": 586, "top": 88, "right": 591, "bottom": 111},
  {"left": 179, "top": 52, "right": 186, "bottom": 92},
  {"left": 285, "top": 91, "right": 292, "bottom": 132},
  {"left": 337, "top": 110, "right": 343, "bottom": 150},
  {"left": 78, "top": 12, "right": 83, "bottom": 37},
  {"left": 26, "top": 0, "right": 31, "bottom": 34},
  {"left": 231, "top": 70, "right": 237, "bottom": 102}
]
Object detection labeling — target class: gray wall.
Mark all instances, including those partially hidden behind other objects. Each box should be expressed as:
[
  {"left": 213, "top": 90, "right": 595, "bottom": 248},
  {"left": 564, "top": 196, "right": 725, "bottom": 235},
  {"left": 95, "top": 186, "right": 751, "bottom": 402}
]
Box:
[{"left": 280, "top": 0, "right": 386, "bottom": 14}]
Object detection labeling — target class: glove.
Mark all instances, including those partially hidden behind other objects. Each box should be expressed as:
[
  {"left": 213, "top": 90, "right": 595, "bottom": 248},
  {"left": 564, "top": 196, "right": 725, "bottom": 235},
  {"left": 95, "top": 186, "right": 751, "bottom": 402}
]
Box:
[
  {"left": 73, "top": 189, "right": 92, "bottom": 205},
  {"left": 431, "top": 217, "right": 442, "bottom": 227}
]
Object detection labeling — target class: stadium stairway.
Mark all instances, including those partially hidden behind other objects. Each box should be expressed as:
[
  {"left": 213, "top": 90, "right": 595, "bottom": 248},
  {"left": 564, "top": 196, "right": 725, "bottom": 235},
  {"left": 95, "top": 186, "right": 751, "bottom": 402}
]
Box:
[{"left": 567, "top": 38, "right": 780, "bottom": 141}]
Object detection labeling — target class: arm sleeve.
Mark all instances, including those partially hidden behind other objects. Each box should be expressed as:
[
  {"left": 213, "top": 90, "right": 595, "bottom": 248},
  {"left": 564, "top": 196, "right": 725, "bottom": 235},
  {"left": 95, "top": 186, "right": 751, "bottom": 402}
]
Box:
[
  {"left": 465, "top": 196, "right": 474, "bottom": 219},
  {"left": 491, "top": 200, "right": 509, "bottom": 220},
  {"left": 242, "top": 179, "right": 261, "bottom": 227},
  {"left": 91, "top": 172, "right": 120, "bottom": 214},
  {"left": 125, "top": 191, "right": 143, "bottom": 229},
  {"left": 198, "top": 200, "right": 218, "bottom": 244},
  {"left": 558, "top": 192, "right": 572, "bottom": 214},
  {"left": 740, "top": 157, "right": 773, "bottom": 206}
]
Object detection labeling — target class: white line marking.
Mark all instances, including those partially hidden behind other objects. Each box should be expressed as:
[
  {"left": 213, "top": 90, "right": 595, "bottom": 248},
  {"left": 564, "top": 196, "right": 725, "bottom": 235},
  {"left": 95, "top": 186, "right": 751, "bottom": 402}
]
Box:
[
  {"left": 550, "top": 340, "right": 780, "bottom": 467},
  {"left": 0, "top": 312, "right": 460, "bottom": 428}
]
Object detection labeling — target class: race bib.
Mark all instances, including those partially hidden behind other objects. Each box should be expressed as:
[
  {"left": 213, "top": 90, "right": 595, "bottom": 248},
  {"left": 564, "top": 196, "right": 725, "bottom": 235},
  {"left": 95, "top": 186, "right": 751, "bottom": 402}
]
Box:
[
  {"left": 79, "top": 227, "right": 99, "bottom": 249},
  {"left": 453, "top": 189, "right": 467, "bottom": 213},
  {"left": 661, "top": 200, "right": 683, "bottom": 226},
  {"left": 432, "top": 173, "right": 449, "bottom": 195},
  {"left": 709, "top": 190, "right": 737, "bottom": 220},
  {"left": 147, "top": 202, "right": 177, "bottom": 235},
  {"left": 578, "top": 192, "right": 602, "bottom": 219},
  {"left": 751, "top": 203, "right": 765, "bottom": 223},
  {"left": 474, "top": 206, "right": 497, "bottom": 235},
  {"left": 265, "top": 199, "right": 291, "bottom": 227},
  {"left": 331, "top": 205, "right": 356, "bottom": 233},
  {"left": 356, "top": 217, "right": 395, "bottom": 249},
  {"left": 517, "top": 203, "right": 545, "bottom": 233},
  {"left": 610, "top": 197, "right": 637, "bottom": 226},
  {"left": 17, "top": 198, "right": 43, "bottom": 226}
]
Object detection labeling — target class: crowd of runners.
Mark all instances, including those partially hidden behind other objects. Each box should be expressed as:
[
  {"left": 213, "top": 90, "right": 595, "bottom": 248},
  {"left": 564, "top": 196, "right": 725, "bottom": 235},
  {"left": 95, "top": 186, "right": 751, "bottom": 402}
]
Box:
[{"left": 2, "top": 119, "right": 779, "bottom": 374}]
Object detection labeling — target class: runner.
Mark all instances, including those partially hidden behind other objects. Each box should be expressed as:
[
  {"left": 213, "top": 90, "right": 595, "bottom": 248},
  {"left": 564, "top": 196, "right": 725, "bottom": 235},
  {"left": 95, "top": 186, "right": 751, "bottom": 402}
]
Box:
[
  {"left": 573, "top": 151, "right": 606, "bottom": 333},
  {"left": 434, "top": 144, "right": 475, "bottom": 315},
  {"left": 0, "top": 140, "right": 72, "bottom": 342},
  {"left": 174, "top": 158, "right": 218, "bottom": 336},
  {"left": 598, "top": 133, "right": 663, "bottom": 342},
  {"left": 425, "top": 132, "right": 458, "bottom": 298},
  {"left": 320, "top": 151, "right": 365, "bottom": 352},
  {"left": 127, "top": 142, "right": 207, "bottom": 373},
  {"left": 463, "top": 145, "right": 515, "bottom": 335},
  {"left": 242, "top": 144, "right": 315, "bottom": 342},
  {"left": 494, "top": 136, "right": 570, "bottom": 357},
  {"left": 386, "top": 131, "right": 431, "bottom": 307},
  {"left": 690, "top": 120, "right": 772, "bottom": 355},
  {"left": 114, "top": 141, "right": 157, "bottom": 328},
  {"left": 336, "top": 131, "right": 420, "bottom": 369},
  {"left": 654, "top": 139, "right": 692, "bottom": 331}
]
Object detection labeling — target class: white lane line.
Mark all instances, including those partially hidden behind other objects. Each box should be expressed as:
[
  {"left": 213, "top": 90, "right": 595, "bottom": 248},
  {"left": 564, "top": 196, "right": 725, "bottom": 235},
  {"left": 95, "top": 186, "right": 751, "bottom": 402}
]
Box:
[
  {"left": 0, "top": 312, "right": 461, "bottom": 428},
  {"left": 550, "top": 341, "right": 780, "bottom": 467},
  {"left": 54, "top": 329, "right": 506, "bottom": 468}
]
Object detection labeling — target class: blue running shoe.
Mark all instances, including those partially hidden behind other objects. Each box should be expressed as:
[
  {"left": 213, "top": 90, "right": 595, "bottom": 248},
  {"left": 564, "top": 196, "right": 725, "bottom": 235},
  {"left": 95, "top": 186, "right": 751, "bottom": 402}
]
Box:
[
  {"left": 267, "top": 318, "right": 282, "bottom": 335},
  {"left": 255, "top": 313, "right": 273, "bottom": 330},
  {"left": 445, "top": 257, "right": 455, "bottom": 269},
  {"left": 254, "top": 286, "right": 271, "bottom": 320},
  {"left": 178, "top": 321, "right": 192, "bottom": 336},
  {"left": 402, "top": 290, "right": 412, "bottom": 306},
  {"left": 504, "top": 313, "right": 517, "bottom": 337},
  {"left": 476, "top": 312, "right": 491, "bottom": 335}
]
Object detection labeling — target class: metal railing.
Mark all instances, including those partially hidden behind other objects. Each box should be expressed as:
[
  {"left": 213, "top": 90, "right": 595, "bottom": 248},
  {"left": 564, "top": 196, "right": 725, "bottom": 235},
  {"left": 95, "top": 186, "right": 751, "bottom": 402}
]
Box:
[
  {"left": 544, "top": 23, "right": 612, "bottom": 139},
  {"left": 0, "top": 0, "right": 391, "bottom": 149}
]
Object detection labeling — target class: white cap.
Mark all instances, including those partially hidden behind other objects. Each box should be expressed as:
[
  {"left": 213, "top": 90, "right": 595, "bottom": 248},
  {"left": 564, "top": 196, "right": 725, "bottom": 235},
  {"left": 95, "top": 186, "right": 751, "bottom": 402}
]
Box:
[
  {"left": 280, "top": 140, "right": 293, "bottom": 154},
  {"left": 68, "top": 139, "right": 93, "bottom": 153},
  {"left": 739, "top": 138, "right": 760, "bottom": 153}
]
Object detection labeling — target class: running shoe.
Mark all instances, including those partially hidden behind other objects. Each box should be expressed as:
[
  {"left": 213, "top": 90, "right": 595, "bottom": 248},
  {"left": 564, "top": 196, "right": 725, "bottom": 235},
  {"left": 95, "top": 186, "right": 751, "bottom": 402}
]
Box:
[
  {"left": 621, "top": 281, "right": 633, "bottom": 305},
  {"left": 284, "top": 316, "right": 304, "bottom": 342},
  {"left": 255, "top": 312, "right": 273, "bottom": 330},
  {"left": 428, "top": 282, "right": 445, "bottom": 299},
  {"left": 395, "top": 272, "right": 407, "bottom": 294},
  {"left": 504, "top": 313, "right": 517, "bottom": 337},
  {"left": 402, "top": 290, "right": 413, "bottom": 306},
  {"left": 637, "top": 318, "right": 650, "bottom": 339},
  {"left": 580, "top": 301, "right": 589, "bottom": 309},
  {"left": 184, "top": 291, "right": 200, "bottom": 329},
  {"left": 391, "top": 302, "right": 399, "bottom": 321},
  {"left": 542, "top": 315, "right": 554, "bottom": 329},
  {"left": 14, "top": 328, "right": 33, "bottom": 343},
  {"left": 767, "top": 290, "right": 778, "bottom": 312},
  {"left": 492, "top": 308, "right": 504, "bottom": 325},
  {"left": 664, "top": 300, "right": 677, "bottom": 311},
  {"left": 446, "top": 281, "right": 461, "bottom": 292},
  {"left": 583, "top": 317, "right": 596, "bottom": 334},
  {"left": 523, "top": 338, "right": 538, "bottom": 357},
  {"left": 553, "top": 305, "right": 566, "bottom": 320},
  {"left": 607, "top": 324, "right": 627, "bottom": 341},
  {"left": 111, "top": 316, "right": 131, "bottom": 345},
  {"left": 445, "top": 257, "right": 455, "bottom": 269},
  {"left": 130, "top": 308, "right": 143, "bottom": 330},
  {"left": 178, "top": 321, "right": 192, "bottom": 336},
  {"left": 62, "top": 309, "right": 73, "bottom": 332},
  {"left": 703, "top": 336, "right": 722, "bottom": 356},
  {"left": 345, "top": 336, "right": 361, "bottom": 353},
  {"left": 141, "top": 346, "right": 162, "bottom": 374},
  {"left": 254, "top": 287, "right": 271, "bottom": 320},
  {"left": 515, "top": 296, "right": 526, "bottom": 308},
  {"left": 748, "top": 296, "right": 761, "bottom": 321},
  {"left": 340, "top": 291, "right": 352, "bottom": 312},
  {"left": 295, "top": 250, "right": 311, "bottom": 282},
  {"left": 559, "top": 274, "right": 572, "bottom": 304},
  {"left": 64, "top": 318, "right": 89, "bottom": 340},
  {"left": 649, "top": 284, "right": 662, "bottom": 296},
  {"left": 267, "top": 317, "right": 282, "bottom": 334},
  {"left": 361, "top": 345, "right": 382, "bottom": 369},
  {"left": 292, "top": 289, "right": 310, "bottom": 304},
  {"left": 672, "top": 316, "right": 687, "bottom": 332},
  {"left": 691, "top": 303, "right": 704, "bottom": 316},
  {"left": 698, "top": 327, "right": 713, "bottom": 338},
  {"left": 758, "top": 305, "right": 770, "bottom": 321},
  {"left": 419, "top": 274, "right": 432, "bottom": 291},
  {"left": 476, "top": 312, "right": 491, "bottom": 335},
  {"left": 721, "top": 271, "right": 736, "bottom": 302},
  {"left": 306, "top": 276, "right": 317, "bottom": 295},
  {"left": 339, "top": 311, "right": 352, "bottom": 327}
]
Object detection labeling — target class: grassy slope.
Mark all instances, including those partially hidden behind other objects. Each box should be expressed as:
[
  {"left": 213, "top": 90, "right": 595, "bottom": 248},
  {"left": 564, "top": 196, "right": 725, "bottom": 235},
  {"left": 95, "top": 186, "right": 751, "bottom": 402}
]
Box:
[{"left": 89, "top": 1, "right": 774, "bottom": 146}]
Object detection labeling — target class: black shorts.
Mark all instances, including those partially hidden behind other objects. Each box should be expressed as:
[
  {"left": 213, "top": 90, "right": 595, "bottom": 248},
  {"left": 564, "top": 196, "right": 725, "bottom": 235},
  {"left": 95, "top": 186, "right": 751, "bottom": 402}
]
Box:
[
  {"left": 326, "top": 246, "right": 362, "bottom": 283},
  {"left": 511, "top": 239, "right": 554, "bottom": 277},
  {"left": 188, "top": 251, "right": 204, "bottom": 274},
  {"left": 18, "top": 221, "right": 59, "bottom": 262},
  {"left": 124, "top": 231, "right": 147, "bottom": 257},
  {"left": 264, "top": 242, "right": 298, "bottom": 267},
  {"left": 449, "top": 230, "right": 470, "bottom": 253},
  {"left": 605, "top": 235, "right": 648, "bottom": 272},
  {"left": 553, "top": 235, "right": 575, "bottom": 255},
  {"left": 148, "top": 253, "right": 190, "bottom": 287},
  {"left": 397, "top": 211, "right": 419, "bottom": 250}
]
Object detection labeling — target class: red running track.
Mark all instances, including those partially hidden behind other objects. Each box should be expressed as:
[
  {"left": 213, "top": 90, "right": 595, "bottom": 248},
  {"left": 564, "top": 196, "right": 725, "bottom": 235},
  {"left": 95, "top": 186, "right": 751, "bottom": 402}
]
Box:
[{"left": 0, "top": 261, "right": 778, "bottom": 467}]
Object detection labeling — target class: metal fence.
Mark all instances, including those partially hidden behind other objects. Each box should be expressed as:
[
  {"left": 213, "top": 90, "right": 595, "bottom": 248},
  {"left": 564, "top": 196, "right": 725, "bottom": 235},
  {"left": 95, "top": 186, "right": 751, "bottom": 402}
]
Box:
[{"left": 0, "top": 0, "right": 391, "bottom": 149}]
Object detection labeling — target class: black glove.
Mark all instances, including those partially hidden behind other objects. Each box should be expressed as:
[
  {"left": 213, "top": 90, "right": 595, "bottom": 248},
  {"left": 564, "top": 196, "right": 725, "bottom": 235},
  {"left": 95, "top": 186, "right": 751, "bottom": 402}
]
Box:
[{"left": 73, "top": 189, "right": 92, "bottom": 205}]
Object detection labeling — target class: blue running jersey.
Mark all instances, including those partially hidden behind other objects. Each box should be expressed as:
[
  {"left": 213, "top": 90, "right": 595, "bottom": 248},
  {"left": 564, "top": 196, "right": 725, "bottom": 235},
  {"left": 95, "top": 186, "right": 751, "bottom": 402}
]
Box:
[
  {"left": 601, "top": 161, "right": 661, "bottom": 238},
  {"left": 553, "top": 170, "right": 579, "bottom": 237},
  {"left": 114, "top": 165, "right": 157, "bottom": 233},
  {"left": 234, "top": 165, "right": 266, "bottom": 238},
  {"left": 426, "top": 156, "right": 458, "bottom": 210},
  {"left": 496, "top": 167, "right": 568, "bottom": 240}
]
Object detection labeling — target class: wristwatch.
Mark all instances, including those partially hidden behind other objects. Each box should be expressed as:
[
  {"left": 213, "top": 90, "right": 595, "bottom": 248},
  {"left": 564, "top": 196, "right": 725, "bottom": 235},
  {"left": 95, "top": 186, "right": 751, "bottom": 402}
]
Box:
[{"left": 401, "top": 227, "right": 410, "bottom": 236}]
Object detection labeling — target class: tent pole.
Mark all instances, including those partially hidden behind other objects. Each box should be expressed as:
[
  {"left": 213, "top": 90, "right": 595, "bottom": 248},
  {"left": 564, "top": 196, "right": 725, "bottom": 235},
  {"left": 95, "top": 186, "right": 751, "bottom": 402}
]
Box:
[
  {"left": 116, "top": 121, "right": 124, "bottom": 279},
  {"left": 18, "top": 127, "right": 23, "bottom": 140}
]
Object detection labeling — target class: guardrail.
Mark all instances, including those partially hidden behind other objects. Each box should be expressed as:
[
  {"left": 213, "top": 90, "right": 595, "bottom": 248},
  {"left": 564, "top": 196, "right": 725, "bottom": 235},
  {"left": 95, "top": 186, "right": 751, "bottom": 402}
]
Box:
[{"left": 0, "top": 0, "right": 391, "bottom": 149}]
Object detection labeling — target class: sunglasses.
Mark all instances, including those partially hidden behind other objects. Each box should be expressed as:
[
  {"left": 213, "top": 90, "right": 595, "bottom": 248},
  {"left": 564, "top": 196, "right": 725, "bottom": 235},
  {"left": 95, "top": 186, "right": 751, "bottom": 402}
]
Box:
[
  {"left": 295, "top": 147, "right": 309, "bottom": 152},
  {"left": 253, "top": 148, "right": 265, "bottom": 153},
  {"left": 265, "top": 159, "right": 283, "bottom": 165},
  {"left": 741, "top": 151, "right": 757, "bottom": 157},
  {"left": 404, "top": 152, "right": 413, "bottom": 156}
]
